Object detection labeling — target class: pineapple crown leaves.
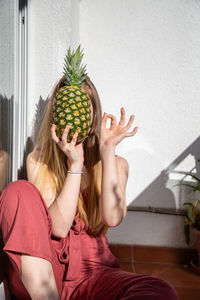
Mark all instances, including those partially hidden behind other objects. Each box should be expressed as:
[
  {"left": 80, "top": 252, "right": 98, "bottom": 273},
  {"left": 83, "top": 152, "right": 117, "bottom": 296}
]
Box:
[{"left": 63, "top": 45, "right": 87, "bottom": 87}]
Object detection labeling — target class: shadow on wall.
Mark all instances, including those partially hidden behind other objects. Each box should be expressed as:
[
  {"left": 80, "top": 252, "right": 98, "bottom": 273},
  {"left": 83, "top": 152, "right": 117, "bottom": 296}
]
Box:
[
  {"left": 17, "top": 95, "right": 200, "bottom": 215},
  {"left": 0, "top": 94, "right": 13, "bottom": 192},
  {"left": 18, "top": 96, "right": 49, "bottom": 180},
  {"left": 127, "top": 136, "right": 200, "bottom": 212}
]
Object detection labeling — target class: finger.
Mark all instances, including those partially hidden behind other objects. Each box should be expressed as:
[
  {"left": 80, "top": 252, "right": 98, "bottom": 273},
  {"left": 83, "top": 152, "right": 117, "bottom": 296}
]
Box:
[
  {"left": 70, "top": 131, "right": 78, "bottom": 146},
  {"left": 126, "top": 126, "right": 138, "bottom": 137},
  {"left": 118, "top": 107, "right": 125, "bottom": 126},
  {"left": 124, "top": 115, "right": 135, "bottom": 131},
  {"left": 61, "top": 125, "right": 69, "bottom": 143},
  {"left": 101, "top": 112, "right": 108, "bottom": 128},
  {"left": 51, "top": 124, "right": 60, "bottom": 143},
  {"left": 107, "top": 114, "right": 117, "bottom": 130}
]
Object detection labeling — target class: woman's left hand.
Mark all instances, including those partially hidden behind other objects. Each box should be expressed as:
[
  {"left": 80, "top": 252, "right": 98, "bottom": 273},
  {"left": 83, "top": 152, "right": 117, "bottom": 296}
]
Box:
[{"left": 99, "top": 107, "right": 138, "bottom": 149}]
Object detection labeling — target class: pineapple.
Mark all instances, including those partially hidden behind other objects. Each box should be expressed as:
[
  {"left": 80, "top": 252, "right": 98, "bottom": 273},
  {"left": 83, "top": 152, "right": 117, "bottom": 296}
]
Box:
[{"left": 52, "top": 45, "right": 92, "bottom": 143}]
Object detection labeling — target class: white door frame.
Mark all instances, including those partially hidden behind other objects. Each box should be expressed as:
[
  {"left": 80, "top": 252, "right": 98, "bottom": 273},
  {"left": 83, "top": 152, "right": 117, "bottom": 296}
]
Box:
[{"left": 12, "top": 0, "right": 28, "bottom": 181}]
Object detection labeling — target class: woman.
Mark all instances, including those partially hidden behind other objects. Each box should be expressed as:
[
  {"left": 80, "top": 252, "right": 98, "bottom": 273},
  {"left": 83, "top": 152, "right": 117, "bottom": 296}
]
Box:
[{"left": 0, "top": 76, "right": 178, "bottom": 300}]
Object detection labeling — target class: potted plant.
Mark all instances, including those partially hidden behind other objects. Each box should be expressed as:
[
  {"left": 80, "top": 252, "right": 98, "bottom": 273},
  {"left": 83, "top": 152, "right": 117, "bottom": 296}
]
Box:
[{"left": 172, "top": 160, "right": 200, "bottom": 270}]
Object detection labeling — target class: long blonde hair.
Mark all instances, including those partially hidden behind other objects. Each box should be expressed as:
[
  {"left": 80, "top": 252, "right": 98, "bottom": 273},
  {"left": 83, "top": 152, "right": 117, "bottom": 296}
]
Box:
[{"left": 32, "top": 76, "right": 109, "bottom": 236}]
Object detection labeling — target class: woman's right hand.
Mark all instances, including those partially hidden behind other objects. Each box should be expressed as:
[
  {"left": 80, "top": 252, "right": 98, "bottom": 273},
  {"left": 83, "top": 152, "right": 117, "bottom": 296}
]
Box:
[{"left": 51, "top": 124, "right": 84, "bottom": 167}]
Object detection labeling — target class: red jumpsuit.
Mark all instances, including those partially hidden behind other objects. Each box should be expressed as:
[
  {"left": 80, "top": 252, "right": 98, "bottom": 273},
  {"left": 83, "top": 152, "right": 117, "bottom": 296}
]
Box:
[{"left": 0, "top": 180, "right": 178, "bottom": 300}]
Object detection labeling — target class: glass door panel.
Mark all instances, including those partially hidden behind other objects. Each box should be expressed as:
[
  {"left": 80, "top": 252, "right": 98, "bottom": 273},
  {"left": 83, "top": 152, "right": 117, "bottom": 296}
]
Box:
[{"left": 0, "top": 0, "right": 15, "bottom": 192}]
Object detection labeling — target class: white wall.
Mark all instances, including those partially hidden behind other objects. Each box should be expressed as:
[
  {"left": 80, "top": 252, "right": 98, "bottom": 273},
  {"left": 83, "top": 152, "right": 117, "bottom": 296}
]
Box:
[
  {"left": 107, "top": 210, "right": 198, "bottom": 248},
  {"left": 79, "top": 0, "right": 200, "bottom": 209},
  {"left": 79, "top": 0, "right": 200, "bottom": 248},
  {"left": 27, "top": 0, "right": 79, "bottom": 140},
  {"left": 27, "top": 0, "right": 200, "bottom": 248},
  {"left": 0, "top": 0, "right": 14, "bottom": 98}
]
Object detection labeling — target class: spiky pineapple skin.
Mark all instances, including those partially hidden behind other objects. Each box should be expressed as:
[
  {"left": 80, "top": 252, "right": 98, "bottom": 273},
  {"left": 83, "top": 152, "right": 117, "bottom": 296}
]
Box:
[{"left": 52, "top": 85, "right": 92, "bottom": 143}]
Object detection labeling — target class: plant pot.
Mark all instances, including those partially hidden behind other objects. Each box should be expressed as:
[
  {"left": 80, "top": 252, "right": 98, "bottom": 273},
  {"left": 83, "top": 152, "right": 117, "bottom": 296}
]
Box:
[
  {"left": 191, "top": 227, "right": 200, "bottom": 267},
  {"left": 189, "top": 260, "right": 200, "bottom": 277}
]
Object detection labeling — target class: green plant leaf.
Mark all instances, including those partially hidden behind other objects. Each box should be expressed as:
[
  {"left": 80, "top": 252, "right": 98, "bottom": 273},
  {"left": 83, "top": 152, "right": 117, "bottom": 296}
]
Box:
[
  {"left": 183, "top": 202, "right": 193, "bottom": 207},
  {"left": 183, "top": 172, "right": 200, "bottom": 184},
  {"left": 187, "top": 206, "right": 196, "bottom": 223}
]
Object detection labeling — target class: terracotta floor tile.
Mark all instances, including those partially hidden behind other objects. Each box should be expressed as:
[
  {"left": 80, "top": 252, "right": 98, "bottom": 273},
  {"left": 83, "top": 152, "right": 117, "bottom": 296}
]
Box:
[
  {"left": 119, "top": 261, "right": 133, "bottom": 272},
  {"left": 109, "top": 244, "right": 200, "bottom": 299},
  {"left": 134, "top": 262, "right": 171, "bottom": 277},
  {"left": 133, "top": 245, "right": 198, "bottom": 264},
  {"left": 134, "top": 263, "right": 200, "bottom": 288},
  {"left": 109, "top": 244, "right": 132, "bottom": 260},
  {"left": 174, "top": 287, "right": 200, "bottom": 300}
]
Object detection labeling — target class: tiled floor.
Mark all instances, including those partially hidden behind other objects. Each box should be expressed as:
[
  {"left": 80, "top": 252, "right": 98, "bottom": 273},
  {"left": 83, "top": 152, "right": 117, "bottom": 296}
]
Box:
[{"left": 109, "top": 244, "right": 200, "bottom": 300}]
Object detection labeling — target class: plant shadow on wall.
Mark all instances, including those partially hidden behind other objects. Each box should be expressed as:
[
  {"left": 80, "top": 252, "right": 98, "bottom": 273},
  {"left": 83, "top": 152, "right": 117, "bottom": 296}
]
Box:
[
  {"left": 127, "top": 137, "right": 200, "bottom": 214},
  {"left": 18, "top": 95, "right": 48, "bottom": 180},
  {"left": 0, "top": 94, "right": 13, "bottom": 193}
]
